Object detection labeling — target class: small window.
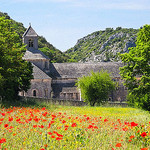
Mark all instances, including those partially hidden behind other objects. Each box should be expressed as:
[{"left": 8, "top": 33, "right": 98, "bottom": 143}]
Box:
[
  {"left": 29, "top": 39, "right": 34, "bottom": 47},
  {"left": 33, "top": 90, "right": 36, "bottom": 97},
  {"left": 44, "top": 89, "right": 48, "bottom": 97},
  {"left": 45, "top": 61, "right": 48, "bottom": 69}
]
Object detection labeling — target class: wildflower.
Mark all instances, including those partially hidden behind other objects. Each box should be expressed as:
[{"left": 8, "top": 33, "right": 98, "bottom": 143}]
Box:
[
  {"left": 40, "top": 148, "right": 45, "bottom": 150},
  {"left": 4, "top": 124, "right": 9, "bottom": 128},
  {"left": 130, "top": 122, "right": 138, "bottom": 127},
  {"left": 104, "top": 119, "right": 108, "bottom": 122},
  {"left": 141, "top": 132, "right": 147, "bottom": 138},
  {"left": 42, "top": 112, "right": 47, "bottom": 117},
  {"left": 1, "top": 113, "right": 5, "bottom": 116},
  {"left": 16, "top": 118, "right": 21, "bottom": 122},
  {"left": 0, "top": 138, "right": 6, "bottom": 144},
  {"left": 44, "top": 144, "right": 47, "bottom": 148},
  {"left": 41, "top": 107, "right": 46, "bottom": 110},
  {"left": 8, "top": 117, "right": 13, "bottom": 121},
  {"left": 56, "top": 133, "right": 63, "bottom": 137},
  {"left": 48, "top": 132, "right": 53, "bottom": 135},
  {"left": 51, "top": 135, "right": 55, "bottom": 138},
  {"left": 62, "top": 120, "right": 66, "bottom": 124},
  {"left": 71, "top": 123, "right": 77, "bottom": 127},
  {"left": 141, "top": 148, "right": 148, "bottom": 150},
  {"left": 129, "top": 135, "right": 135, "bottom": 139},
  {"left": 56, "top": 137, "right": 62, "bottom": 140},
  {"left": 86, "top": 117, "right": 90, "bottom": 120},
  {"left": 115, "top": 143, "right": 122, "bottom": 147},
  {"left": 33, "top": 125, "right": 37, "bottom": 128},
  {"left": 38, "top": 125, "right": 44, "bottom": 128}
]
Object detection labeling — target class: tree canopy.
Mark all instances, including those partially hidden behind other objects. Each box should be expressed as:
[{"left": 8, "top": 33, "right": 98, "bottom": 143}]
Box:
[
  {"left": 0, "top": 17, "right": 33, "bottom": 101},
  {"left": 76, "top": 70, "right": 115, "bottom": 106},
  {"left": 120, "top": 24, "right": 150, "bottom": 110}
]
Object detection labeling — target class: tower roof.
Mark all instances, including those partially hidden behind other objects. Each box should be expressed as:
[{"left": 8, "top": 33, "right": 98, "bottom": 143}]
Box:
[
  {"left": 23, "top": 49, "right": 49, "bottom": 60},
  {"left": 23, "top": 25, "right": 38, "bottom": 37}
]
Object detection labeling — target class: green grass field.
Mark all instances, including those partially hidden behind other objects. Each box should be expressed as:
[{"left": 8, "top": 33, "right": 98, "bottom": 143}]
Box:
[{"left": 0, "top": 102, "right": 150, "bottom": 150}]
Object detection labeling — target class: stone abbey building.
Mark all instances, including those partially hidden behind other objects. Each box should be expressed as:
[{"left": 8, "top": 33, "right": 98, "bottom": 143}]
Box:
[{"left": 19, "top": 25, "right": 127, "bottom": 101}]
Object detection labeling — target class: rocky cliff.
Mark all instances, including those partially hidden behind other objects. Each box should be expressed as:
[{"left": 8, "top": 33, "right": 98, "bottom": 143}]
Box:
[{"left": 65, "top": 27, "right": 139, "bottom": 62}]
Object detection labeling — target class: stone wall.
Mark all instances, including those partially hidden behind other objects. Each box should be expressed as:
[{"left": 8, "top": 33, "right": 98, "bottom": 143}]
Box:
[
  {"left": 51, "top": 77, "right": 127, "bottom": 101},
  {"left": 19, "top": 79, "right": 52, "bottom": 99}
]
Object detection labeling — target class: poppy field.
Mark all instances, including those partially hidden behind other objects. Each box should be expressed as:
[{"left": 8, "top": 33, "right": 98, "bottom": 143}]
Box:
[{"left": 0, "top": 105, "right": 150, "bottom": 150}]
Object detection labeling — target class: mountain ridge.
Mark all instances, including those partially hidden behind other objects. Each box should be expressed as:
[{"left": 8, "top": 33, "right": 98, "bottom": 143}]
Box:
[{"left": 65, "top": 27, "right": 139, "bottom": 62}]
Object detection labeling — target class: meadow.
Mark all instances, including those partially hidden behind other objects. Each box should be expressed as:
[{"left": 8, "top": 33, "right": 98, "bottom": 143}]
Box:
[{"left": 0, "top": 102, "right": 150, "bottom": 150}]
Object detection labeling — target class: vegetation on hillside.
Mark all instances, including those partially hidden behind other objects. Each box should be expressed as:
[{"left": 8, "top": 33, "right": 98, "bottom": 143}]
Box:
[
  {"left": 120, "top": 24, "right": 150, "bottom": 111},
  {"left": 65, "top": 27, "right": 139, "bottom": 62},
  {"left": 0, "top": 16, "right": 33, "bottom": 101},
  {"left": 0, "top": 12, "right": 71, "bottom": 63}
]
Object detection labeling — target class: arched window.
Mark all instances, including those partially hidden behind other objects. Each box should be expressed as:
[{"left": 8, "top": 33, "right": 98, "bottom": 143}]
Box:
[
  {"left": 29, "top": 39, "right": 34, "bottom": 47},
  {"left": 33, "top": 90, "right": 36, "bottom": 97}
]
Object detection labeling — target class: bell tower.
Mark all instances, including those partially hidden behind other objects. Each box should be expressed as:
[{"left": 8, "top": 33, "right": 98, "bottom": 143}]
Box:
[{"left": 22, "top": 24, "right": 38, "bottom": 50}]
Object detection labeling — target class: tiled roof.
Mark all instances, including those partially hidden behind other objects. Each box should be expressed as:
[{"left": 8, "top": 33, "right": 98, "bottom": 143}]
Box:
[
  {"left": 23, "top": 50, "right": 49, "bottom": 60},
  {"left": 49, "top": 62, "right": 123, "bottom": 79},
  {"left": 32, "top": 63, "right": 51, "bottom": 80},
  {"left": 23, "top": 25, "right": 38, "bottom": 37}
]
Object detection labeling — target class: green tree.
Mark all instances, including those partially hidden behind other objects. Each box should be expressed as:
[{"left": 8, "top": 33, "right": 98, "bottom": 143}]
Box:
[
  {"left": 0, "top": 17, "right": 33, "bottom": 101},
  {"left": 76, "top": 70, "right": 115, "bottom": 106},
  {"left": 120, "top": 25, "right": 150, "bottom": 110}
]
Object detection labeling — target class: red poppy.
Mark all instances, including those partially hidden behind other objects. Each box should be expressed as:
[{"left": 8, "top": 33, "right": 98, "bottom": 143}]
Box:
[
  {"left": 8, "top": 117, "right": 13, "bottom": 121},
  {"left": 48, "top": 132, "right": 53, "bottom": 135},
  {"left": 4, "top": 124, "right": 9, "bottom": 128},
  {"left": 41, "top": 107, "right": 46, "bottom": 110},
  {"left": 86, "top": 117, "right": 90, "bottom": 120},
  {"left": 56, "top": 133, "right": 63, "bottom": 137},
  {"left": 16, "top": 118, "right": 21, "bottom": 122},
  {"left": 1, "top": 113, "right": 5, "bottom": 116},
  {"left": 38, "top": 125, "right": 44, "bottom": 128},
  {"left": 62, "top": 120, "right": 66, "bottom": 124},
  {"left": 141, "top": 148, "right": 148, "bottom": 150},
  {"left": 56, "top": 137, "right": 62, "bottom": 140},
  {"left": 141, "top": 132, "right": 147, "bottom": 138},
  {"left": 42, "top": 112, "right": 47, "bottom": 117},
  {"left": 130, "top": 122, "right": 138, "bottom": 127},
  {"left": 129, "top": 135, "right": 135, "bottom": 139},
  {"left": 104, "top": 119, "right": 108, "bottom": 122},
  {"left": 44, "top": 144, "right": 47, "bottom": 148},
  {"left": 71, "top": 123, "right": 77, "bottom": 127},
  {"left": 51, "top": 135, "right": 55, "bottom": 138},
  {"left": 34, "top": 118, "right": 39, "bottom": 122},
  {"left": 40, "top": 149, "right": 45, "bottom": 150},
  {"left": 115, "top": 143, "right": 122, "bottom": 147},
  {"left": 0, "top": 138, "right": 6, "bottom": 144},
  {"left": 33, "top": 125, "right": 37, "bottom": 128}
]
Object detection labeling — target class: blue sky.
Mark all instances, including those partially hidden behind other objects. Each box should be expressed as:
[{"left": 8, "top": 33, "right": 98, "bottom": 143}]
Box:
[{"left": 0, "top": 0, "right": 150, "bottom": 51}]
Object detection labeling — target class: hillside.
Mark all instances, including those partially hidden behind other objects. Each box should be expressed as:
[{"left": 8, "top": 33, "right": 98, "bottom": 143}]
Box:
[
  {"left": 0, "top": 12, "right": 71, "bottom": 63},
  {"left": 65, "top": 27, "right": 139, "bottom": 62}
]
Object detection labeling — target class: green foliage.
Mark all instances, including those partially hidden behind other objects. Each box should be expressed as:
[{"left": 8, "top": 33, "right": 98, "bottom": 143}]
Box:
[
  {"left": 120, "top": 24, "right": 150, "bottom": 111},
  {"left": 0, "top": 16, "right": 33, "bottom": 101},
  {"left": 76, "top": 70, "right": 115, "bottom": 106}
]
